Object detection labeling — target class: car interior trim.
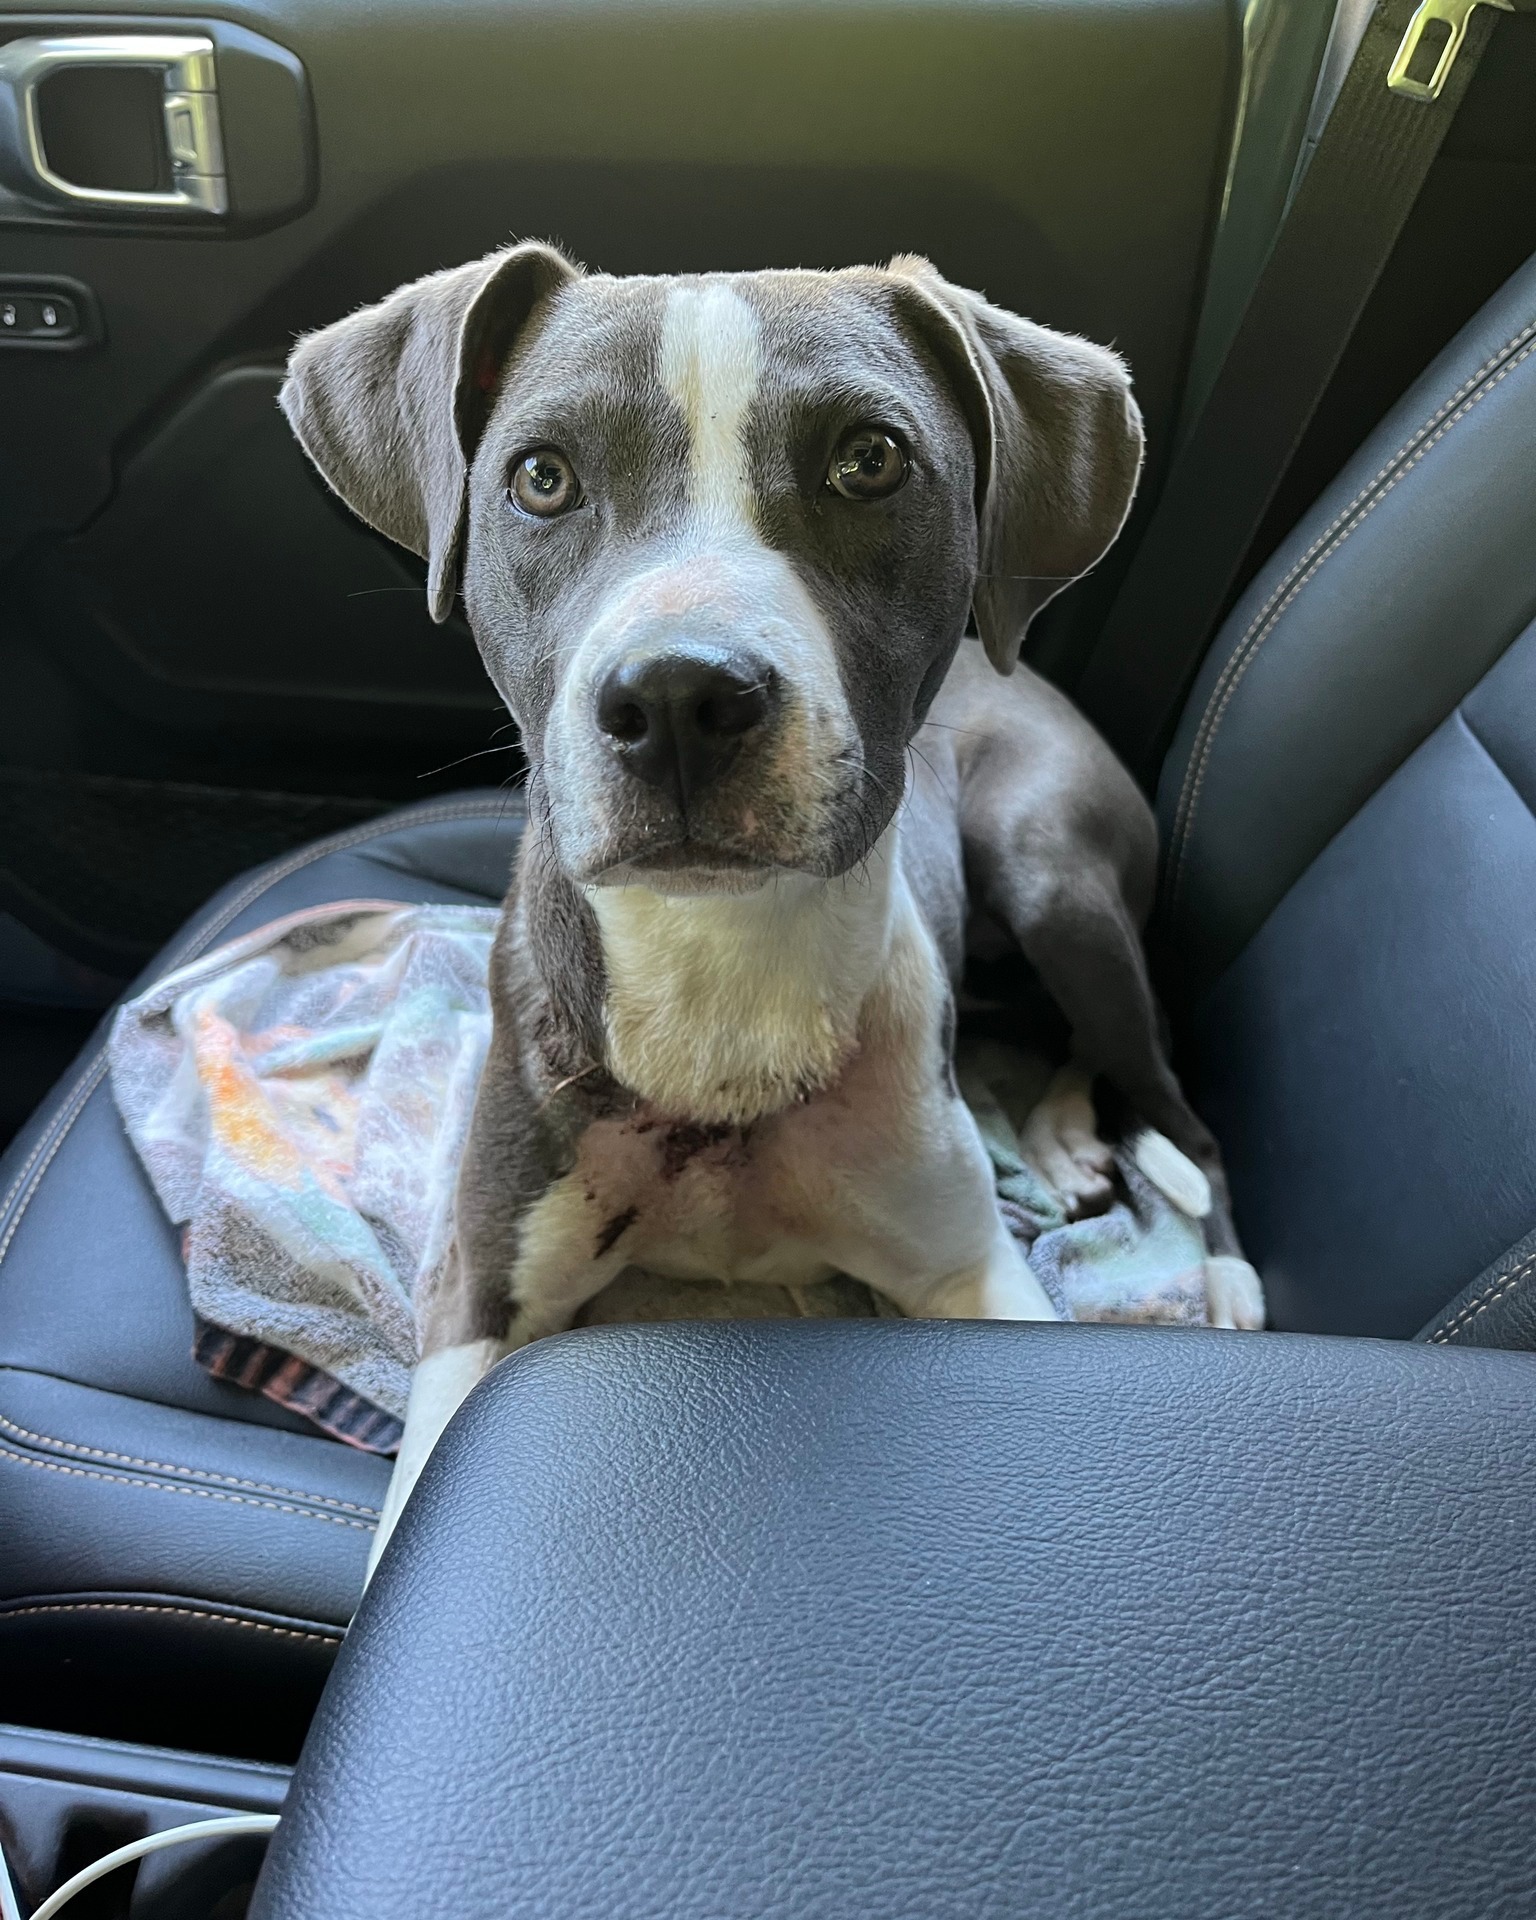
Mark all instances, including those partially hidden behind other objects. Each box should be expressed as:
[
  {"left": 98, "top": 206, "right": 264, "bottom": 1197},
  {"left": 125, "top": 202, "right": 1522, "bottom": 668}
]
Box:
[
  {"left": 0, "top": 1419, "right": 378, "bottom": 1529},
  {"left": 1419, "top": 1225, "right": 1536, "bottom": 1346}
]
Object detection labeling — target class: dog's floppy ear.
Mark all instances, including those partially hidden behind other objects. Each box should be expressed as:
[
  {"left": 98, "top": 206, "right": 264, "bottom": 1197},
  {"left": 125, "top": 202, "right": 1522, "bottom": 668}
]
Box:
[
  {"left": 280, "top": 241, "right": 581, "bottom": 622},
  {"left": 887, "top": 256, "right": 1144, "bottom": 674}
]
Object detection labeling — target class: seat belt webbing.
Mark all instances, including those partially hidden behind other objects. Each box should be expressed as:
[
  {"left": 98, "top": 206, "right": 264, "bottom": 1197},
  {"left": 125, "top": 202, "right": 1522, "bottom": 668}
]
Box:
[{"left": 1075, "top": 0, "right": 1510, "bottom": 785}]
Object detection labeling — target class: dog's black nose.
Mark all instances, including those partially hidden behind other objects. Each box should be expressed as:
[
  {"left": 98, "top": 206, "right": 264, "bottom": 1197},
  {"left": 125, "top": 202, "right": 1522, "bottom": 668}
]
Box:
[{"left": 595, "top": 650, "right": 775, "bottom": 798}]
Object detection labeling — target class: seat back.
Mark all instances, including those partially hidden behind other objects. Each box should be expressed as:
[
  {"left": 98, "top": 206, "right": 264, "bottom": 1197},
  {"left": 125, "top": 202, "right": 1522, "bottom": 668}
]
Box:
[{"left": 1156, "top": 251, "right": 1536, "bottom": 1338}]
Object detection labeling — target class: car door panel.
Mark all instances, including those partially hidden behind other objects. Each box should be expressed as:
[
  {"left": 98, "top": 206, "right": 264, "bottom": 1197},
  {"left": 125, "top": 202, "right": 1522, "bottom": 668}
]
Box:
[{"left": 1, "top": 0, "right": 1237, "bottom": 795}]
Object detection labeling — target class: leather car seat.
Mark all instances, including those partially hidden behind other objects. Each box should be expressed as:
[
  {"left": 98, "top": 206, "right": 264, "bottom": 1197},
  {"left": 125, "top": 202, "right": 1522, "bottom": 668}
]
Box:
[
  {"left": 1160, "top": 246, "right": 1536, "bottom": 1346},
  {"left": 2, "top": 245, "right": 1534, "bottom": 1759},
  {"left": 0, "top": 796, "right": 526, "bottom": 1758}
]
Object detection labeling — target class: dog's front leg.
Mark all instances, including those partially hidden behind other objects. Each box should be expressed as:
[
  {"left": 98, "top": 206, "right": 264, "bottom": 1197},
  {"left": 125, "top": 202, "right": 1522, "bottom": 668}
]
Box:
[
  {"left": 812, "top": 1090, "right": 1057, "bottom": 1324},
  {"left": 365, "top": 1014, "right": 625, "bottom": 1583},
  {"left": 917, "top": 1216, "right": 1058, "bottom": 1322},
  {"left": 367, "top": 1324, "right": 502, "bottom": 1582},
  {"left": 853, "top": 1201, "right": 1058, "bottom": 1325},
  {"left": 367, "top": 1253, "right": 627, "bottom": 1583},
  {"left": 366, "top": 1213, "right": 632, "bottom": 1583}
]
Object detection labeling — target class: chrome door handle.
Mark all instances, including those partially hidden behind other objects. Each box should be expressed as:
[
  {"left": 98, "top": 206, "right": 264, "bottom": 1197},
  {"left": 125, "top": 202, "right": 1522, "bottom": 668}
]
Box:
[{"left": 0, "top": 34, "right": 227, "bottom": 215}]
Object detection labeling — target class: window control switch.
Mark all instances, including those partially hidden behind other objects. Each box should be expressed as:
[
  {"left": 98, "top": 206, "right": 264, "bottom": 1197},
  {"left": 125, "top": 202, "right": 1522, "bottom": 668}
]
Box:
[{"left": 0, "top": 279, "right": 100, "bottom": 349}]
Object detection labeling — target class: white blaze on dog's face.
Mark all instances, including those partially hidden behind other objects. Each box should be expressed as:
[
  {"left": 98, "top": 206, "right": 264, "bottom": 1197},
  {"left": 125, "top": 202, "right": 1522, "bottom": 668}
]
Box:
[
  {"left": 547, "top": 281, "right": 864, "bottom": 892},
  {"left": 282, "top": 250, "right": 1144, "bottom": 897}
]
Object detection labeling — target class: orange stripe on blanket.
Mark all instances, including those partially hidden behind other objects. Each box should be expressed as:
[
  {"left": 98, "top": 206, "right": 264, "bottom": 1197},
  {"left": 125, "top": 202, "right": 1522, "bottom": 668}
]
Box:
[{"left": 194, "top": 1010, "right": 308, "bottom": 1185}]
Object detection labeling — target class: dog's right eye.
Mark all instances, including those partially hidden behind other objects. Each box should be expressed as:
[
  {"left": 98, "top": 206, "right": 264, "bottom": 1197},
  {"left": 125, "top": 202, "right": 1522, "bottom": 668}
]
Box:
[
  {"left": 509, "top": 448, "right": 582, "bottom": 517},
  {"left": 826, "top": 424, "right": 909, "bottom": 501}
]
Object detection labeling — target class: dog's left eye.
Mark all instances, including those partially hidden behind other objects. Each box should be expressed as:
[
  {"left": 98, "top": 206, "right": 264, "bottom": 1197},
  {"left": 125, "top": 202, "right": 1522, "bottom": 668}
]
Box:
[
  {"left": 509, "top": 448, "right": 582, "bottom": 517},
  {"left": 826, "top": 425, "right": 909, "bottom": 501}
]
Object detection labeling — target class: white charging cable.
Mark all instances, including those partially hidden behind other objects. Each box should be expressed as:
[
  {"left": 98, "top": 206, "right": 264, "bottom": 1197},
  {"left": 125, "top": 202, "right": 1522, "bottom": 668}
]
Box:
[
  {"left": 0, "top": 1829, "right": 22, "bottom": 1920},
  {"left": 0, "top": 1813, "right": 279, "bottom": 1920}
]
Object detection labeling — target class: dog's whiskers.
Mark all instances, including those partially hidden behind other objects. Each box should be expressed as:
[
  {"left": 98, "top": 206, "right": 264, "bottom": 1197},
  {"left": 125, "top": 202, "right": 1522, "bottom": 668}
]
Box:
[
  {"left": 906, "top": 740, "right": 958, "bottom": 805},
  {"left": 415, "top": 742, "right": 522, "bottom": 781}
]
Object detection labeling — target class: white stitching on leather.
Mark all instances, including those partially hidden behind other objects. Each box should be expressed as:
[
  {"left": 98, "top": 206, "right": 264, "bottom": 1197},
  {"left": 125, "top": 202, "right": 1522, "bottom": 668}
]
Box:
[
  {"left": 0, "top": 1599, "right": 341, "bottom": 1644},
  {"left": 1427, "top": 1249, "right": 1536, "bottom": 1344},
  {"left": 0, "top": 1434, "right": 378, "bottom": 1529},
  {"left": 0, "top": 1057, "right": 107, "bottom": 1265},
  {"left": 0, "top": 796, "right": 514, "bottom": 1514},
  {"left": 1167, "top": 317, "right": 1536, "bottom": 920},
  {"left": 158, "top": 796, "right": 516, "bottom": 973},
  {"left": 0, "top": 1408, "right": 382, "bottom": 1516}
]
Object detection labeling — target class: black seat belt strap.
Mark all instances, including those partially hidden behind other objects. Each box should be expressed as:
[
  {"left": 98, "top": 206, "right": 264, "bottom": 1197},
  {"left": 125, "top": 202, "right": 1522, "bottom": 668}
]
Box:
[{"left": 1076, "top": 0, "right": 1510, "bottom": 785}]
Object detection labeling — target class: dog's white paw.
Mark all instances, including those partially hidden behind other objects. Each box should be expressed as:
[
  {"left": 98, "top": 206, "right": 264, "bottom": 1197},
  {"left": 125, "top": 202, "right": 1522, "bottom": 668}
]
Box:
[
  {"left": 1020, "top": 1067, "right": 1115, "bottom": 1218},
  {"left": 1131, "top": 1129, "right": 1212, "bottom": 1219},
  {"left": 924, "top": 1232, "right": 1058, "bottom": 1322},
  {"left": 1204, "top": 1256, "right": 1266, "bottom": 1330},
  {"left": 981, "top": 1235, "right": 1059, "bottom": 1322}
]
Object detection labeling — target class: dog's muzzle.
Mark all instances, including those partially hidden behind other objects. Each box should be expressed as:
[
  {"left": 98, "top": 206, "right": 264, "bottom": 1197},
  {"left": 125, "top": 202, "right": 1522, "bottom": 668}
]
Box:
[
  {"left": 594, "top": 645, "right": 779, "bottom": 806},
  {"left": 544, "top": 543, "right": 863, "bottom": 885}
]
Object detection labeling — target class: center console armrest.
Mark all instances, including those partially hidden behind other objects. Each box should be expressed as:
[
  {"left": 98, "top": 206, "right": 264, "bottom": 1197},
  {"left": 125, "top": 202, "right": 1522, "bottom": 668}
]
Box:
[{"left": 252, "top": 1320, "right": 1536, "bottom": 1919}]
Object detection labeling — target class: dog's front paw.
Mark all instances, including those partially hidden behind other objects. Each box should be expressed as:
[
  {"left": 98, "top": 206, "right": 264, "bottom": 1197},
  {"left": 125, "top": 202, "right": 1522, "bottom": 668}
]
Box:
[
  {"left": 981, "top": 1235, "right": 1059, "bottom": 1322},
  {"left": 1204, "top": 1256, "right": 1266, "bottom": 1330},
  {"left": 1020, "top": 1066, "right": 1115, "bottom": 1219}
]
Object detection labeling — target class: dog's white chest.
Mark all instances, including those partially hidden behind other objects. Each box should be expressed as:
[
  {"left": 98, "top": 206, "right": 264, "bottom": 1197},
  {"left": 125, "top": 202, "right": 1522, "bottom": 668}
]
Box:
[
  {"left": 572, "top": 1109, "right": 834, "bottom": 1287},
  {"left": 502, "top": 832, "right": 1023, "bottom": 1318},
  {"left": 586, "top": 864, "right": 898, "bottom": 1130},
  {"left": 505, "top": 886, "right": 1003, "bottom": 1308},
  {"left": 539, "top": 1056, "right": 915, "bottom": 1290}
]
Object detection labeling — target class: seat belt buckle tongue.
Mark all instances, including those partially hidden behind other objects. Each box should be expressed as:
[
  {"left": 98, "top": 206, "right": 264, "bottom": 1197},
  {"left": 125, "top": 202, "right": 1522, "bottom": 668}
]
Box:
[{"left": 1388, "top": 0, "right": 1512, "bottom": 101}]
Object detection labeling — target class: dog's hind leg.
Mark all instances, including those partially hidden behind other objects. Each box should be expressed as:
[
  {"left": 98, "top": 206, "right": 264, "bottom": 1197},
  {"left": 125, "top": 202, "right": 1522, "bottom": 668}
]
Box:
[
  {"left": 1002, "top": 886, "right": 1265, "bottom": 1329},
  {"left": 940, "top": 651, "right": 1249, "bottom": 1267},
  {"left": 1018, "top": 1062, "right": 1116, "bottom": 1218},
  {"left": 1006, "top": 885, "right": 1268, "bottom": 1334},
  {"left": 988, "top": 856, "right": 1244, "bottom": 1254}
]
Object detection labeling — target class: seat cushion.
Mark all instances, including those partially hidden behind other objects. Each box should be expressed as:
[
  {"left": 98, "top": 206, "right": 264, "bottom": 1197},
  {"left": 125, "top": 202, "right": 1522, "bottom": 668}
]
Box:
[
  {"left": 1189, "top": 619, "right": 1536, "bottom": 1339},
  {"left": 0, "top": 792, "right": 521, "bottom": 1759}
]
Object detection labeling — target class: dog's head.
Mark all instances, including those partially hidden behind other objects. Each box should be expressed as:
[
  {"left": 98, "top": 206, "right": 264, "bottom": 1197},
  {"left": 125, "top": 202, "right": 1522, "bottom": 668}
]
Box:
[{"left": 282, "top": 246, "right": 1141, "bottom": 892}]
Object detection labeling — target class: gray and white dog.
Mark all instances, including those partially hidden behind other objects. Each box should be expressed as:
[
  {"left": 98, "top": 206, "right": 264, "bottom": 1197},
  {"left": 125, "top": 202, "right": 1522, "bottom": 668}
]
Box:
[{"left": 281, "top": 244, "right": 1263, "bottom": 1568}]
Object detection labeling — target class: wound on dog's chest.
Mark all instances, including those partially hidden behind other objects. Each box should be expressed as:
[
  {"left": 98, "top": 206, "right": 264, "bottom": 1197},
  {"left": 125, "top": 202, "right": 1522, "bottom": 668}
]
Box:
[{"left": 593, "top": 1204, "right": 640, "bottom": 1258}]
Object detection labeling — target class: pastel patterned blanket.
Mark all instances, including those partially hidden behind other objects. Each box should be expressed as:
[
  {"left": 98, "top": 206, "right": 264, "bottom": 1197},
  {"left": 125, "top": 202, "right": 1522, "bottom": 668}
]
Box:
[{"left": 109, "top": 901, "right": 1213, "bottom": 1453}]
